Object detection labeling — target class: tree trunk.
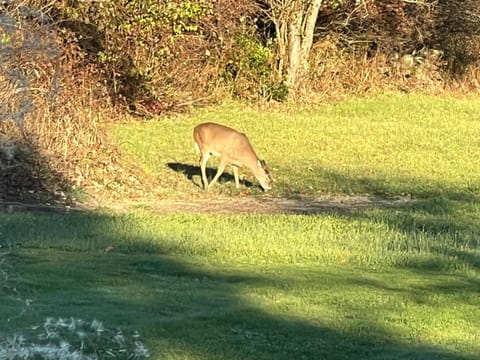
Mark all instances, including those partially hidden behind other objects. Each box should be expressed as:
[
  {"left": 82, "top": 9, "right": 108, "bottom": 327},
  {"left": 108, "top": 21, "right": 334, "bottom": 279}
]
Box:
[
  {"left": 285, "top": 0, "right": 323, "bottom": 98},
  {"left": 265, "top": 0, "right": 323, "bottom": 98}
]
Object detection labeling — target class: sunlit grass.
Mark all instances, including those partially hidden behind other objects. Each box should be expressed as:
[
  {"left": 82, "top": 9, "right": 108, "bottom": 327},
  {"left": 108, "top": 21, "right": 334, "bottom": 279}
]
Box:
[
  {"left": 113, "top": 94, "right": 480, "bottom": 198},
  {"left": 1, "top": 206, "right": 478, "bottom": 271}
]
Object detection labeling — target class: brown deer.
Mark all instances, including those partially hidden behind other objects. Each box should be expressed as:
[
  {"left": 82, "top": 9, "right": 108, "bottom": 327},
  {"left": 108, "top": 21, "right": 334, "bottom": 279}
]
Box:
[{"left": 193, "top": 122, "right": 272, "bottom": 191}]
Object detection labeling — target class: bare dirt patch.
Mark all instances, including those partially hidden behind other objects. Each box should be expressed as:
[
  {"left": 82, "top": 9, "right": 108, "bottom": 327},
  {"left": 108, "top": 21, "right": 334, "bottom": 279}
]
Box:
[
  {"left": 0, "top": 194, "right": 414, "bottom": 215},
  {"left": 127, "top": 194, "right": 414, "bottom": 215}
]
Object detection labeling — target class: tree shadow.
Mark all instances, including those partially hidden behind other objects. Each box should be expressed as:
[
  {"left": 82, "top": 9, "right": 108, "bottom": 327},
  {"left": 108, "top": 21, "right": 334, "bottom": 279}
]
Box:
[
  {"left": 167, "top": 162, "right": 255, "bottom": 189},
  {"left": 0, "top": 131, "right": 74, "bottom": 208},
  {"left": 0, "top": 211, "right": 478, "bottom": 359},
  {"left": 296, "top": 167, "right": 480, "bottom": 271},
  {"left": 315, "top": 166, "right": 478, "bottom": 202}
]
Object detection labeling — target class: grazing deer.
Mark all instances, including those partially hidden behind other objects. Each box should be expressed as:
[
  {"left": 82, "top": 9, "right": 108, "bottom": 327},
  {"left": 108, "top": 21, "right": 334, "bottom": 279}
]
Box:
[{"left": 193, "top": 122, "right": 272, "bottom": 191}]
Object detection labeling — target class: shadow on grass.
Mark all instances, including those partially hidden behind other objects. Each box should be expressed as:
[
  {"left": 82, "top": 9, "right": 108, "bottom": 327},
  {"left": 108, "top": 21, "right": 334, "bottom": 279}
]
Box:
[
  {"left": 0, "top": 211, "right": 479, "bottom": 359},
  {"left": 167, "top": 162, "right": 255, "bottom": 189},
  {"left": 316, "top": 167, "right": 479, "bottom": 202},
  {"left": 0, "top": 134, "right": 74, "bottom": 208},
  {"left": 300, "top": 168, "right": 480, "bottom": 271}
]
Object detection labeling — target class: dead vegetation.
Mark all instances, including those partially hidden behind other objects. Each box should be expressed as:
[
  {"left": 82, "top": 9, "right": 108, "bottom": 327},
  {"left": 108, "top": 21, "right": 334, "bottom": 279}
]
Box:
[
  {"left": 306, "top": 0, "right": 480, "bottom": 98},
  {"left": 0, "top": 2, "right": 153, "bottom": 206}
]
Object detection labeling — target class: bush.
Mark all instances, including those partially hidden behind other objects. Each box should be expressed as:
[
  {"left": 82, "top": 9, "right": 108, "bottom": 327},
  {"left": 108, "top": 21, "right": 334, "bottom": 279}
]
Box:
[
  {"left": 53, "top": 0, "right": 267, "bottom": 109},
  {"left": 223, "top": 34, "right": 287, "bottom": 101},
  {"left": 306, "top": 0, "right": 480, "bottom": 97}
]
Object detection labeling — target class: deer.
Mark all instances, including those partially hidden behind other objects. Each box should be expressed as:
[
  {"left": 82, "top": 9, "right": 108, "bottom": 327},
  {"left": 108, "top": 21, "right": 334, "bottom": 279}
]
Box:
[{"left": 193, "top": 122, "right": 272, "bottom": 191}]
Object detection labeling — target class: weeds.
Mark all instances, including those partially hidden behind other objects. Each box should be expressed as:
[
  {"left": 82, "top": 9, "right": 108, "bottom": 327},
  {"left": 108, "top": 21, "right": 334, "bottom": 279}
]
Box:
[{"left": 0, "top": 318, "right": 149, "bottom": 359}]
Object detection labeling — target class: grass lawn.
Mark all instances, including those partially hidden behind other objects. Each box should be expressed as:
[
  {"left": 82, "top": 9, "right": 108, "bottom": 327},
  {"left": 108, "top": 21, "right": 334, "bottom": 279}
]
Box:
[
  {"left": 113, "top": 93, "right": 480, "bottom": 198},
  {"left": 1, "top": 94, "right": 479, "bottom": 359}
]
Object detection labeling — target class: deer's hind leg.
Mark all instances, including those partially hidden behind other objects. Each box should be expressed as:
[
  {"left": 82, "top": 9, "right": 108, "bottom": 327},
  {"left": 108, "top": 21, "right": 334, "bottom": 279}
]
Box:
[
  {"left": 232, "top": 165, "right": 240, "bottom": 188},
  {"left": 199, "top": 152, "right": 211, "bottom": 190},
  {"left": 208, "top": 158, "right": 227, "bottom": 190}
]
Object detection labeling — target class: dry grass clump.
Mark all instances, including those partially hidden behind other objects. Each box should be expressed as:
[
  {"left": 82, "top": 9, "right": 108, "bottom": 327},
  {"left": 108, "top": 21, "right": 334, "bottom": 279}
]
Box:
[
  {"left": 307, "top": 35, "right": 449, "bottom": 100},
  {"left": 0, "top": 317, "right": 150, "bottom": 359},
  {"left": 0, "top": 75, "right": 155, "bottom": 206},
  {"left": 0, "top": 3, "right": 154, "bottom": 207}
]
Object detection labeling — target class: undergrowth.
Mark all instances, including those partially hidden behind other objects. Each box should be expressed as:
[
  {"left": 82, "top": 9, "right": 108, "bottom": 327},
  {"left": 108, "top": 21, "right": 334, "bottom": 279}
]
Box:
[{"left": 2, "top": 2, "right": 480, "bottom": 209}]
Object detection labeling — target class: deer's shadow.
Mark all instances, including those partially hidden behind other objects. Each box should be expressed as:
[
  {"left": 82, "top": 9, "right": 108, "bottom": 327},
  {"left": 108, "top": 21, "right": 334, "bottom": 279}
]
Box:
[{"left": 167, "top": 162, "right": 254, "bottom": 188}]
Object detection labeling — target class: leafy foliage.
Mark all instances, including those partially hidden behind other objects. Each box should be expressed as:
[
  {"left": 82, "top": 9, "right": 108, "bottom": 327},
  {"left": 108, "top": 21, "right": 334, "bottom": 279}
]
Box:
[
  {"left": 57, "top": 0, "right": 213, "bottom": 106},
  {"left": 223, "top": 34, "right": 287, "bottom": 101}
]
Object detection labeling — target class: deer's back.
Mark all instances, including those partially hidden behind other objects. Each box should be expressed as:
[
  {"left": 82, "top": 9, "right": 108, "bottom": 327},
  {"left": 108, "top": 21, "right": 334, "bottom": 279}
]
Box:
[{"left": 193, "top": 122, "right": 258, "bottom": 165}]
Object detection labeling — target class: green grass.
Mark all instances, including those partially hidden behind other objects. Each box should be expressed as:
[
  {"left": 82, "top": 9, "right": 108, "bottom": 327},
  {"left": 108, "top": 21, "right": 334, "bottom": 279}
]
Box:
[
  {"left": 1, "top": 208, "right": 478, "bottom": 270},
  {"left": 1, "top": 94, "right": 480, "bottom": 359},
  {"left": 113, "top": 93, "right": 480, "bottom": 198},
  {"left": 0, "top": 211, "right": 479, "bottom": 359}
]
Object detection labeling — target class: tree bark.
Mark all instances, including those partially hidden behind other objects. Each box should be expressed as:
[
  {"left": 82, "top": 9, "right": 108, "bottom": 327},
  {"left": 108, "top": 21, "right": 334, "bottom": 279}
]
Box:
[
  {"left": 285, "top": 0, "right": 323, "bottom": 98},
  {"left": 264, "top": 0, "right": 323, "bottom": 98}
]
